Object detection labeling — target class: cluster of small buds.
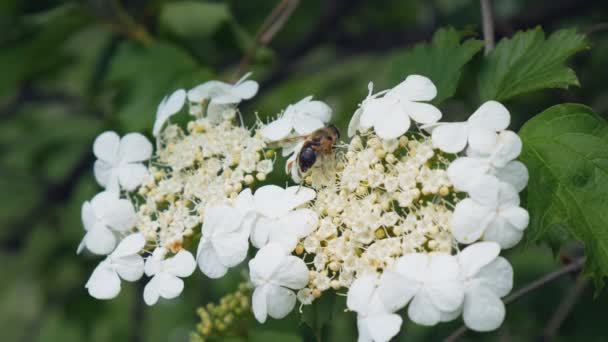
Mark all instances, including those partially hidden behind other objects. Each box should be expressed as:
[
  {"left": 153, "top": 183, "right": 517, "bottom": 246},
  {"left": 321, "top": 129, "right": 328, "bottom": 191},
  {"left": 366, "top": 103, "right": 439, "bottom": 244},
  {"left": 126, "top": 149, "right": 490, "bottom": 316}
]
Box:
[
  {"left": 135, "top": 116, "right": 272, "bottom": 251},
  {"left": 191, "top": 282, "right": 253, "bottom": 342},
  {"left": 297, "top": 131, "right": 458, "bottom": 298}
]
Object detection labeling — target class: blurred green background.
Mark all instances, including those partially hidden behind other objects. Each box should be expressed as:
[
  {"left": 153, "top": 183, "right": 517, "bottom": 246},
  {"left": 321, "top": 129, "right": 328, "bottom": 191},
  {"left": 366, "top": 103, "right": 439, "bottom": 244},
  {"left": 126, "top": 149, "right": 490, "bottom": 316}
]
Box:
[{"left": 2, "top": 0, "right": 608, "bottom": 341}]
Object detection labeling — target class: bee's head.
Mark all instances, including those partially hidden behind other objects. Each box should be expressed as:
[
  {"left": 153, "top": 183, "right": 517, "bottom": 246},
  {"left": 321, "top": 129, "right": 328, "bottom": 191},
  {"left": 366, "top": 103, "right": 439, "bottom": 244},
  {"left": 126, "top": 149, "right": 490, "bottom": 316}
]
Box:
[{"left": 327, "top": 124, "right": 340, "bottom": 140}]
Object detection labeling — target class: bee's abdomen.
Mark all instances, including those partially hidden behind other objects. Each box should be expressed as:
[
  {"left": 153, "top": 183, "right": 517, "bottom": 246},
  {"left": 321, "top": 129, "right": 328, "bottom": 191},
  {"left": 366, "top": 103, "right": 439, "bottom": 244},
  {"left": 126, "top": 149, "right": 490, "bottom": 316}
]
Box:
[{"left": 298, "top": 146, "right": 317, "bottom": 172}]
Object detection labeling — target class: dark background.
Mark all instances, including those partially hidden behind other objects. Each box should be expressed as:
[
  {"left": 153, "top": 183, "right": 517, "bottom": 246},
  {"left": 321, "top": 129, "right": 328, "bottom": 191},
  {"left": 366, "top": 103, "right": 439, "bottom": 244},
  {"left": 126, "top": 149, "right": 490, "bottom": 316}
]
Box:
[{"left": 1, "top": 0, "right": 608, "bottom": 341}]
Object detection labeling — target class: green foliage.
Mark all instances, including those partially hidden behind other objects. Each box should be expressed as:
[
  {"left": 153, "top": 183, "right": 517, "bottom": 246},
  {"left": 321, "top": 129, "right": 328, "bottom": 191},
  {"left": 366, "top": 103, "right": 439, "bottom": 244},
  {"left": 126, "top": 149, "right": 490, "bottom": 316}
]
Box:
[
  {"left": 390, "top": 27, "right": 484, "bottom": 104},
  {"left": 479, "top": 27, "right": 588, "bottom": 102},
  {"left": 300, "top": 293, "right": 336, "bottom": 341},
  {"left": 520, "top": 104, "right": 608, "bottom": 287},
  {"left": 159, "top": 1, "right": 231, "bottom": 40}
]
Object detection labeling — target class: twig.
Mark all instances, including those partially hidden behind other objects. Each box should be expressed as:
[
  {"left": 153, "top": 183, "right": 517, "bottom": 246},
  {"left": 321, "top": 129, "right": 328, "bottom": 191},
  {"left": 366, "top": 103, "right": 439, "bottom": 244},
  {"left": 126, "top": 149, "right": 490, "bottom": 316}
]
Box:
[
  {"left": 232, "top": 0, "right": 301, "bottom": 82},
  {"left": 109, "top": 0, "right": 154, "bottom": 45},
  {"left": 480, "top": 0, "right": 495, "bottom": 55},
  {"left": 443, "top": 257, "right": 586, "bottom": 342},
  {"left": 131, "top": 281, "right": 146, "bottom": 342},
  {"left": 541, "top": 277, "right": 589, "bottom": 341}
]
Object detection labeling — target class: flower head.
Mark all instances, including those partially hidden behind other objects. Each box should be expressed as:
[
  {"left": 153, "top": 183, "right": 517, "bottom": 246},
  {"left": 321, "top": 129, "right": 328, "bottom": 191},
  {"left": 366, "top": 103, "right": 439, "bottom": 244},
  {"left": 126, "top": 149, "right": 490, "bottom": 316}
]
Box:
[
  {"left": 79, "top": 191, "right": 136, "bottom": 255},
  {"left": 153, "top": 89, "right": 187, "bottom": 136},
  {"left": 143, "top": 247, "right": 196, "bottom": 305},
  {"left": 93, "top": 131, "right": 153, "bottom": 192},
  {"left": 85, "top": 233, "right": 146, "bottom": 299},
  {"left": 249, "top": 243, "right": 308, "bottom": 323},
  {"left": 261, "top": 96, "right": 332, "bottom": 141}
]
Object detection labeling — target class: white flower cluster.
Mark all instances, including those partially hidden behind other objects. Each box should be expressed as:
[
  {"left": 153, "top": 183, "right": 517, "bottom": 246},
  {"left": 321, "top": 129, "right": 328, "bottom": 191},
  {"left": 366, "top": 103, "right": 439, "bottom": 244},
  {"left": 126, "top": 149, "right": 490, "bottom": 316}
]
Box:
[{"left": 79, "top": 73, "right": 530, "bottom": 341}]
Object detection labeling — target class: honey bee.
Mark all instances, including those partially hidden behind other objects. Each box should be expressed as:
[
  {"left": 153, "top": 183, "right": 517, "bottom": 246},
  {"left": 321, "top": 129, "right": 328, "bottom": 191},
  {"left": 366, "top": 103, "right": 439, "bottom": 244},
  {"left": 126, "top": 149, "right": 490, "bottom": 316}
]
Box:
[{"left": 275, "top": 125, "right": 340, "bottom": 182}]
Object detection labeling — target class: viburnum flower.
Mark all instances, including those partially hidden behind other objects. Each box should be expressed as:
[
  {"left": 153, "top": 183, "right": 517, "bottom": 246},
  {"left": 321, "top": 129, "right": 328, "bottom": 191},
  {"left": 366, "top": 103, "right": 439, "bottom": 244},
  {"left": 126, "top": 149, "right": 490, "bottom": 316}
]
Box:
[
  {"left": 457, "top": 242, "right": 513, "bottom": 331},
  {"left": 377, "top": 253, "right": 464, "bottom": 326},
  {"left": 249, "top": 243, "right": 308, "bottom": 323},
  {"left": 347, "top": 274, "right": 402, "bottom": 342},
  {"left": 261, "top": 96, "right": 332, "bottom": 142},
  {"left": 187, "top": 72, "right": 259, "bottom": 106},
  {"left": 93, "top": 131, "right": 153, "bottom": 192},
  {"left": 152, "top": 89, "right": 187, "bottom": 136},
  {"left": 196, "top": 205, "right": 250, "bottom": 279},
  {"left": 448, "top": 130, "right": 528, "bottom": 192},
  {"left": 350, "top": 75, "right": 442, "bottom": 140},
  {"left": 249, "top": 185, "right": 318, "bottom": 252},
  {"left": 85, "top": 233, "right": 146, "bottom": 299},
  {"left": 79, "top": 191, "right": 136, "bottom": 255},
  {"left": 430, "top": 101, "right": 510, "bottom": 154},
  {"left": 452, "top": 175, "right": 529, "bottom": 248},
  {"left": 143, "top": 247, "right": 196, "bottom": 305}
]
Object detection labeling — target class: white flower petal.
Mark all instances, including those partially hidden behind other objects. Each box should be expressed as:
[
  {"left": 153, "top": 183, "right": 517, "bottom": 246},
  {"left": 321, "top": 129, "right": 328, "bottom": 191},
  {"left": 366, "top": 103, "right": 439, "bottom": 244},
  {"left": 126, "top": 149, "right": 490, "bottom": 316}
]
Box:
[
  {"left": 467, "top": 175, "right": 501, "bottom": 206},
  {"left": 476, "top": 257, "right": 513, "bottom": 297},
  {"left": 266, "top": 285, "right": 297, "bottom": 319},
  {"left": 280, "top": 208, "right": 318, "bottom": 239},
  {"left": 501, "top": 207, "right": 529, "bottom": 231},
  {"left": 457, "top": 242, "right": 500, "bottom": 278},
  {"left": 143, "top": 275, "right": 161, "bottom": 305},
  {"left": 447, "top": 157, "right": 489, "bottom": 192},
  {"left": 86, "top": 262, "right": 121, "bottom": 300},
  {"left": 111, "top": 233, "right": 145, "bottom": 258},
  {"left": 284, "top": 186, "right": 316, "bottom": 208},
  {"left": 93, "top": 160, "right": 114, "bottom": 189},
  {"left": 156, "top": 272, "right": 184, "bottom": 300},
  {"left": 365, "top": 313, "right": 403, "bottom": 342},
  {"left": 197, "top": 242, "right": 229, "bottom": 279},
  {"left": 348, "top": 108, "right": 363, "bottom": 137},
  {"left": 212, "top": 232, "right": 249, "bottom": 267},
  {"left": 377, "top": 270, "right": 418, "bottom": 312},
  {"left": 495, "top": 161, "right": 528, "bottom": 192},
  {"left": 468, "top": 101, "right": 510, "bottom": 132},
  {"left": 483, "top": 217, "right": 523, "bottom": 249},
  {"left": 114, "top": 255, "right": 144, "bottom": 281},
  {"left": 468, "top": 125, "right": 498, "bottom": 155},
  {"left": 491, "top": 131, "right": 523, "bottom": 167},
  {"left": 408, "top": 292, "right": 441, "bottom": 326},
  {"left": 497, "top": 181, "right": 520, "bottom": 207},
  {"left": 232, "top": 80, "right": 259, "bottom": 100},
  {"left": 347, "top": 274, "right": 377, "bottom": 313},
  {"left": 431, "top": 122, "right": 469, "bottom": 153},
  {"left": 388, "top": 75, "right": 437, "bottom": 102},
  {"left": 293, "top": 114, "right": 325, "bottom": 135},
  {"left": 250, "top": 217, "right": 272, "bottom": 248},
  {"left": 84, "top": 225, "right": 116, "bottom": 255},
  {"left": 249, "top": 243, "right": 288, "bottom": 286},
  {"left": 428, "top": 255, "right": 464, "bottom": 312},
  {"left": 403, "top": 101, "right": 442, "bottom": 125},
  {"left": 203, "top": 205, "right": 243, "bottom": 236},
  {"left": 117, "top": 133, "right": 153, "bottom": 163},
  {"left": 252, "top": 285, "right": 269, "bottom": 323},
  {"left": 463, "top": 286, "right": 506, "bottom": 332},
  {"left": 373, "top": 104, "right": 411, "bottom": 140},
  {"left": 93, "top": 131, "right": 119, "bottom": 162},
  {"left": 96, "top": 197, "right": 136, "bottom": 232},
  {"left": 394, "top": 253, "right": 428, "bottom": 282},
  {"left": 81, "top": 201, "right": 96, "bottom": 232},
  {"left": 261, "top": 117, "right": 293, "bottom": 141},
  {"left": 452, "top": 199, "right": 490, "bottom": 244},
  {"left": 272, "top": 255, "right": 309, "bottom": 289},
  {"left": 153, "top": 89, "right": 186, "bottom": 136},
  {"left": 254, "top": 185, "right": 291, "bottom": 217},
  {"left": 163, "top": 250, "right": 196, "bottom": 277},
  {"left": 298, "top": 99, "right": 332, "bottom": 123},
  {"left": 117, "top": 163, "right": 149, "bottom": 191},
  {"left": 360, "top": 98, "right": 388, "bottom": 129}
]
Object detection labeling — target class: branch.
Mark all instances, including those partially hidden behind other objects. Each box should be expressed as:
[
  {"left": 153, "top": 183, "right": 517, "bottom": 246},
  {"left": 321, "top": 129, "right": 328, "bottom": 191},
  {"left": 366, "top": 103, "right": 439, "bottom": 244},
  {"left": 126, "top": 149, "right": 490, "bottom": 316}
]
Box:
[
  {"left": 232, "top": 0, "right": 301, "bottom": 82},
  {"left": 541, "top": 276, "right": 589, "bottom": 340},
  {"left": 480, "top": 0, "right": 495, "bottom": 55},
  {"left": 443, "top": 257, "right": 586, "bottom": 342}
]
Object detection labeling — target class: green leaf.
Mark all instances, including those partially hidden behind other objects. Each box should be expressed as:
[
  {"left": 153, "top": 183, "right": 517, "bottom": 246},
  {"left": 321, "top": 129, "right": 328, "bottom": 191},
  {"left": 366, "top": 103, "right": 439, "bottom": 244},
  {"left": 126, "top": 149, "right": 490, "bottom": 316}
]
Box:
[
  {"left": 390, "top": 27, "right": 484, "bottom": 104},
  {"left": 300, "top": 293, "right": 335, "bottom": 341},
  {"left": 479, "top": 27, "right": 588, "bottom": 101},
  {"left": 106, "top": 41, "right": 213, "bottom": 132},
  {"left": 519, "top": 103, "right": 608, "bottom": 287},
  {"left": 159, "top": 1, "right": 230, "bottom": 40}
]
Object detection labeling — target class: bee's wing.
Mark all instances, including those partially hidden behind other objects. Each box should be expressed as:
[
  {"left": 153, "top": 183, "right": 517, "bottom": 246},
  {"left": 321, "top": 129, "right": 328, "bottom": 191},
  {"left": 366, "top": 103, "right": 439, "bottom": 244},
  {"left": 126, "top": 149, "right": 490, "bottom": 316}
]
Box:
[{"left": 266, "top": 134, "right": 308, "bottom": 149}]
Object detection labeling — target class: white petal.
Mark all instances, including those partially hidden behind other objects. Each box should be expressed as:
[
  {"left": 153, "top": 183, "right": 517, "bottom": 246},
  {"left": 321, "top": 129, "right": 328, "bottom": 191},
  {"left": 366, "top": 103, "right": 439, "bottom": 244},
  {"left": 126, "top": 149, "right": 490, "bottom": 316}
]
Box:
[
  {"left": 440, "top": 306, "right": 463, "bottom": 322},
  {"left": 359, "top": 98, "right": 387, "bottom": 130},
  {"left": 348, "top": 108, "right": 363, "bottom": 137},
  {"left": 250, "top": 217, "right": 272, "bottom": 248},
  {"left": 427, "top": 255, "right": 464, "bottom": 311},
  {"left": 266, "top": 285, "right": 297, "bottom": 319},
  {"left": 143, "top": 275, "right": 161, "bottom": 305},
  {"left": 93, "top": 160, "right": 114, "bottom": 189},
  {"left": 93, "top": 131, "right": 119, "bottom": 162},
  {"left": 373, "top": 103, "right": 411, "bottom": 140},
  {"left": 403, "top": 101, "right": 442, "bottom": 124},
  {"left": 84, "top": 226, "right": 116, "bottom": 255},
  {"left": 468, "top": 126, "right": 498, "bottom": 155},
  {"left": 272, "top": 255, "right": 309, "bottom": 289},
  {"left": 114, "top": 255, "right": 144, "bottom": 281},
  {"left": 280, "top": 208, "right": 318, "bottom": 239},
  {"left": 495, "top": 161, "right": 528, "bottom": 192},
  {"left": 501, "top": 207, "right": 529, "bottom": 231},
  {"left": 144, "top": 248, "right": 164, "bottom": 276},
  {"left": 483, "top": 217, "right": 523, "bottom": 249},
  {"left": 357, "top": 317, "right": 373, "bottom": 342},
  {"left": 117, "top": 163, "right": 149, "bottom": 191},
  {"left": 163, "top": 250, "right": 196, "bottom": 277},
  {"left": 284, "top": 186, "right": 316, "bottom": 208},
  {"left": 468, "top": 101, "right": 510, "bottom": 132},
  {"left": 457, "top": 242, "right": 500, "bottom": 278},
  {"left": 232, "top": 80, "right": 259, "bottom": 100},
  {"left": 156, "top": 272, "right": 184, "bottom": 300},
  {"left": 261, "top": 117, "right": 293, "bottom": 141},
  {"left": 203, "top": 205, "right": 243, "bottom": 236},
  {"left": 431, "top": 122, "right": 469, "bottom": 153},
  {"left": 377, "top": 270, "right": 418, "bottom": 312},
  {"left": 408, "top": 292, "right": 441, "bottom": 326},
  {"left": 111, "top": 233, "right": 145, "bottom": 258},
  {"left": 213, "top": 232, "right": 249, "bottom": 267},
  {"left": 387, "top": 75, "right": 437, "bottom": 101},
  {"left": 394, "top": 253, "right": 428, "bottom": 282},
  {"left": 252, "top": 285, "right": 268, "bottom": 323},
  {"left": 197, "top": 242, "right": 228, "bottom": 279},
  {"left": 347, "top": 274, "right": 377, "bottom": 313},
  {"left": 476, "top": 257, "right": 513, "bottom": 297},
  {"left": 118, "top": 133, "right": 153, "bottom": 163},
  {"left": 96, "top": 196, "right": 136, "bottom": 232},
  {"left": 86, "top": 262, "right": 121, "bottom": 300},
  {"left": 467, "top": 175, "right": 501, "bottom": 206},
  {"left": 293, "top": 114, "right": 325, "bottom": 136},
  {"left": 490, "top": 131, "right": 523, "bottom": 167},
  {"left": 81, "top": 200, "right": 96, "bottom": 232},
  {"left": 297, "top": 99, "right": 332, "bottom": 123},
  {"left": 249, "top": 243, "right": 287, "bottom": 285},
  {"left": 498, "top": 181, "right": 520, "bottom": 207},
  {"left": 447, "top": 157, "right": 490, "bottom": 192},
  {"left": 235, "top": 188, "right": 255, "bottom": 215},
  {"left": 452, "top": 199, "right": 490, "bottom": 245},
  {"left": 365, "top": 313, "right": 403, "bottom": 342},
  {"left": 463, "top": 286, "right": 506, "bottom": 332},
  {"left": 153, "top": 89, "right": 186, "bottom": 136},
  {"left": 254, "top": 185, "right": 291, "bottom": 218}
]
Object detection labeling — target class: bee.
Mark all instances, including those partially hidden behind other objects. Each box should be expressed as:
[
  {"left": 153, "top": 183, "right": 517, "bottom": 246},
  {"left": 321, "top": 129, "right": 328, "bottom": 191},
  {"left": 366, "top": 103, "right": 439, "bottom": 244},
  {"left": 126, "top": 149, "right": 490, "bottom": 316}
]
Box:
[{"left": 275, "top": 125, "right": 340, "bottom": 182}]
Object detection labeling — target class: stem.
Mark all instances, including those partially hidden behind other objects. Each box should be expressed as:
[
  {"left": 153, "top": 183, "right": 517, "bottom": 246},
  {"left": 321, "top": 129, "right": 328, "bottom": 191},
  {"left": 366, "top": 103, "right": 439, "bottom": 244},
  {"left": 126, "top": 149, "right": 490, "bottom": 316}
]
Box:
[
  {"left": 443, "top": 257, "right": 585, "bottom": 342},
  {"left": 541, "top": 276, "right": 589, "bottom": 340},
  {"left": 110, "top": 0, "right": 154, "bottom": 45},
  {"left": 232, "top": 0, "right": 300, "bottom": 82},
  {"left": 480, "top": 0, "right": 495, "bottom": 55}
]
